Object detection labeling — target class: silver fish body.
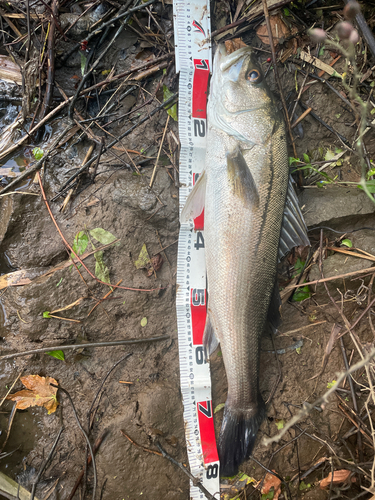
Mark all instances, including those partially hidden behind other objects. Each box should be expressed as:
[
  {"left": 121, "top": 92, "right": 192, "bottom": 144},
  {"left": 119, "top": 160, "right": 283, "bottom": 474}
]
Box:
[{"left": 181, "top": 44, "right": 308, "bottom": 476}]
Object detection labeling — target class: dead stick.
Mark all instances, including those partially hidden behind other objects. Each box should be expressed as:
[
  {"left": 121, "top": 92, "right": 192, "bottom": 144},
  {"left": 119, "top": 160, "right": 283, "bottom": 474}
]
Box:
[
  {"left": 291, "top": 107, "right": 312, "bottom": 129},
  {"left": 0, "top": 335, "right": 170, "bottom": 361},
  {"left": 87, "top": 279, "right": 122, "bottom": 317},
  {"left": 120, "top": 431, "right": 162, "bottom": 456},
  {"left": 286, "top": 266, "right": 375, "bottom": 290},
  {"left": 37, "top": 172, "right": 161, "bottom": 292},
  {"left": 67, "top": 432, "right": 108, "bottom": 500},
  {"left": 150, "top": 114, "right": 170, "bottom": 187}
]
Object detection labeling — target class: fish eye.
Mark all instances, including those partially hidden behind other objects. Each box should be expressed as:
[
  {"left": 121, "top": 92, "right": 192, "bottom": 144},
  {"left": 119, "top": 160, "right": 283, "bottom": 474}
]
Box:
[{"left": 246, "top": 69, "right": 262, "bottom": 83}]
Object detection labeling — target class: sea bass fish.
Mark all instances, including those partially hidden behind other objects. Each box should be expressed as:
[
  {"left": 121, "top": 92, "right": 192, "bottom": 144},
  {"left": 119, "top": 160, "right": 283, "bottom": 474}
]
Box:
[{"left": 181, "top": 44, "right": 309, "bottom": 476}]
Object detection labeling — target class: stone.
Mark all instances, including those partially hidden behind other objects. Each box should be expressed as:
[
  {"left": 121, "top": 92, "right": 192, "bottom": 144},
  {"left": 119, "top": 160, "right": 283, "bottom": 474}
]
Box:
[{"left": 300, "top": 187, "right": 375, "bottom": 227}]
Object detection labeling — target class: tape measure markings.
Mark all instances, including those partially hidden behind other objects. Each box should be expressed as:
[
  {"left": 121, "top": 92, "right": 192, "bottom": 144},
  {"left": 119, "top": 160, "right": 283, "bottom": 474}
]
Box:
[{"left": 174, "top": 1, "right": 219, "bottom": 497}]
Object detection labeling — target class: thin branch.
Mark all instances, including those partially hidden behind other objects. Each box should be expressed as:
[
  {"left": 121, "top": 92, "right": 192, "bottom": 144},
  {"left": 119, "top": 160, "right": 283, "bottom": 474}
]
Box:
[{"left": 0, "top": 335, "right": 170, "bottom": 361}]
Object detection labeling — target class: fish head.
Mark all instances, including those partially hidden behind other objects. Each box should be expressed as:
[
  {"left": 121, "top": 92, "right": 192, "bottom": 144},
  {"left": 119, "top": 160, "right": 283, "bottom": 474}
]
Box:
[{"left": 208, "top": 44, "right": 281, "bottom": 146}]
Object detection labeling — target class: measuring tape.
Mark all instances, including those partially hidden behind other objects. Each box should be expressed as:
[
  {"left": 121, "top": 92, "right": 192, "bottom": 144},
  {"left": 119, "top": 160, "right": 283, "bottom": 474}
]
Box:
[{"left": 173, "top": 2, "right": 220, "bottom": 498}]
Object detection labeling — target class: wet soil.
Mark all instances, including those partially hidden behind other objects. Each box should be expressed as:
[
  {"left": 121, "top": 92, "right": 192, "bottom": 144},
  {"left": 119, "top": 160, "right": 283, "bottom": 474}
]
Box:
[{"left": 1, "top": 5, "right": 375, "bottom": 500}]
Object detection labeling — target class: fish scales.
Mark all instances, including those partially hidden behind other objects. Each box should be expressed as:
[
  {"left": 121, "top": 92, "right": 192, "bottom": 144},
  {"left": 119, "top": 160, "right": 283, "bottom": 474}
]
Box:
[{"left": 181, "top": 44, "right": 308, "bottom": 477}]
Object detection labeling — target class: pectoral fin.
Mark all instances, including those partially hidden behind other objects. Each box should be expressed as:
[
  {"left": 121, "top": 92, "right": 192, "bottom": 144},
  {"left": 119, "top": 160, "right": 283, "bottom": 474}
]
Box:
[
  {"left": 227, "top": 148, "right": 259, "bottom": 207},
  {"left": 278, "top": 177, "right": 310, "bottom": 260},
  {"left": 180, "top": 170, "right": 206, "bottom": 223}
]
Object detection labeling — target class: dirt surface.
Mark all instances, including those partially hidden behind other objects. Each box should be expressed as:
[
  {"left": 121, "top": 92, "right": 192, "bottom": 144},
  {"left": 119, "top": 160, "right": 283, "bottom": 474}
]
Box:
[{"left": 1, "top": 1, "right": 375, "bottom": 499}]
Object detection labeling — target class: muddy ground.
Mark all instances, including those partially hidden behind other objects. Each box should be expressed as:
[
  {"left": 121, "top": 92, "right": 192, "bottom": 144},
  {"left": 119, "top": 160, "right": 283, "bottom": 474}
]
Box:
[{"left": 1, "top": 1, "right": 375, "bottom": 499}]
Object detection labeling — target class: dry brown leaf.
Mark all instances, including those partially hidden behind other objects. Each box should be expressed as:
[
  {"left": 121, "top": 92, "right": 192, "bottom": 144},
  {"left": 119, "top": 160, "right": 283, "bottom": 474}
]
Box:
[
  {"left": 256, "top": 15, "right": 289, "bottom": 47},
  {"left": 320, "top": 469, "right": 354, "bottom": 489},
  {"left": 0, "top": 55, "right": 22, "bottom": 84},
  {"left": 261, "top": 471, "right": 282, "bottom": 500},
  {"left": 225, "top": 38, "right": 247, "bottom": 54},
  {"left": 6, "top": 375, "right": 58, "bottom": 414}
]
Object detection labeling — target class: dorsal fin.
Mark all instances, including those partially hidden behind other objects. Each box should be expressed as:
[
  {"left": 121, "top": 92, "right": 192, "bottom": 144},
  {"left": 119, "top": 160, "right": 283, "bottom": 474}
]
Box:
[{"left": 279, "top": 177, "right": 310, "bottom": 260}]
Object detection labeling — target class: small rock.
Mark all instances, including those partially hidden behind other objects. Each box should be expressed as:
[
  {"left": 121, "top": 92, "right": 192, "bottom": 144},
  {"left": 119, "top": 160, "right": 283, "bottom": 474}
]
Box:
[{"left": 300, "top": 187, "right": 375, "bottom": 227}]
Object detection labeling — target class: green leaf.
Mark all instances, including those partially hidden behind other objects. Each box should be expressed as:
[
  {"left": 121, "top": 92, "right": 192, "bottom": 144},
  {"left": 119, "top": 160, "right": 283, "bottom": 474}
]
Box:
[
  {"left": 46, "top": 350, "right": 65, "bottom": 361},
  {"left": 43, "top": 311, "right": 52, "bottom": 318},
  {"left": 141, "top": 317, "right": 147, "bottom": 327},
  {"left": 341, "top": 239, "right": 352, "bottom": 248},
  {"left": 94, "top": 250, "right": 110, "bottom": 284},
  {"left": 299, "top": 481, "right": 311, "bottom": 491},
  {"left": 134, "top": 243, "right": 150, "bottom": 269},
  {"left": 80, "top": 52, "right": 86, "bottom": 76},
  {"left": 367, "top": 168, "right": 375, "bottom": 179},
  {"left": 71, "top": 231, "right": 88, "bottom": 259},
  {"left": 32, "top": 147, "right": 44, "bottom": 160},
  {"left": 358, "top": 180, "right": 375, "bottom": 193},
  {"left": 296, "top": 346, "right": 302, "bottom": 354},
  {"left": 283, "top": 7, "right": 290, "bottom": 16},
  {"left": 56, "top": 278, "right": 63, "bottom": 287},
  {"left": 292, "top": 285, "right": 311, "bottom": 302},
  {"left": 214, "top": 403, "right": 225, "bottom": 414},
  {"left": 293, "top": 258, "right": 305, "bottom": 276},
  {"left": 303, "top": 153, "right": 310, "bottom": 163},
  {"left": 275, "top": 419, "right": 285, "bottom": 430},
  {"left": 163, "top": 85, "right": 178, "bottom": 121},
  {"left": 327, "top": 379, "right": 337, "bottom": 389},
  {"left": 318, "top": 45, "right": 325, "bottom": 56},
  {"left": 89, "top": 228, "right": 117, "bottom": 245},
  {"left": 289, "top": 157, "right": 300, "bottom": 166},
  {"left": 261, "top": 492, "right": 274, "bottom": 500}
]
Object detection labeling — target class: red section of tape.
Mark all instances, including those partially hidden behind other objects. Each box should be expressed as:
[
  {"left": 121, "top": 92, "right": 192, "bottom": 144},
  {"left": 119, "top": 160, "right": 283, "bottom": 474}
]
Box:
[
  {"left": 197, "top": 400, "right": 219, "bottom": 463},
  {"left": 192, "top": 59, "right": 210, "bottom": 119},
  {"left": 193, "top": 210, "right": 204, "bottom": 231},
  {"left": 191, "top": 288, "right": 206, "bottom": 345}
]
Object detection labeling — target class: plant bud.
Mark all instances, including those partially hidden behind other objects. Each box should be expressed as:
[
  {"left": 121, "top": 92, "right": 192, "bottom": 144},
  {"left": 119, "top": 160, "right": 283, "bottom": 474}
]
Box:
[
  {"left": 337, "top": 21, "right": 353, "bottom": 39},
  {"left": 308, "top": 28, "right": 327, "bottom": 43},
  {"left": 343, "top": 1, "right": 361, "bottom": 20},
  {"left": 349, "top": 29, "right": 359, "bottom": 44}
]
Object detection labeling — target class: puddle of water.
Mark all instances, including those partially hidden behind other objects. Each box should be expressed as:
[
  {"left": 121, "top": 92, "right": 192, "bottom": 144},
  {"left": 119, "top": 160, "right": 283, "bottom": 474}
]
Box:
[
  {"left": 0, "top": 362, "right": 43, "bottom": 479},
  {"left": 0, "top": 407, "right": 41, "bottom": 478}
]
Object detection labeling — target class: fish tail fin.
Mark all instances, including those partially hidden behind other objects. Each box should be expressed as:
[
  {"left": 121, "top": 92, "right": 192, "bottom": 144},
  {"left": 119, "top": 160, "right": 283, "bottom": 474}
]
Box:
[{"left": 218, "top": 396, "right": 266, "bottom": 477}]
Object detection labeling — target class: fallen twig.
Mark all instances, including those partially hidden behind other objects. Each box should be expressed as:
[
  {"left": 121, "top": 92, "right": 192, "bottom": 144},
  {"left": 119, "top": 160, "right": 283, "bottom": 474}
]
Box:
[
  {"left": 120, "top": 431, "right": 162, "bottom": 456},
  {"left": 0, "top": 335, "right": 170, "bottom": 361},
  {"left": 67, "top": 432, "right": 108, "bottom": 500},
  {"left": 155, "top": 441, "right": 217, "bottom": 500},
  {"left": 30, "top": 427, "right": 64, "bottom": 500},
  {"left": 52, "top": 385, "right": 96, "bottom": 500}
]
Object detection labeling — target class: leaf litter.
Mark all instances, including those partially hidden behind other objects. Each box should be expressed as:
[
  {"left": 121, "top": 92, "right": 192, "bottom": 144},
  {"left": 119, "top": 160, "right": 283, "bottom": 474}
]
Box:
[{"left": 7, "top": 375, "right": 59, "bottom": 414}]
